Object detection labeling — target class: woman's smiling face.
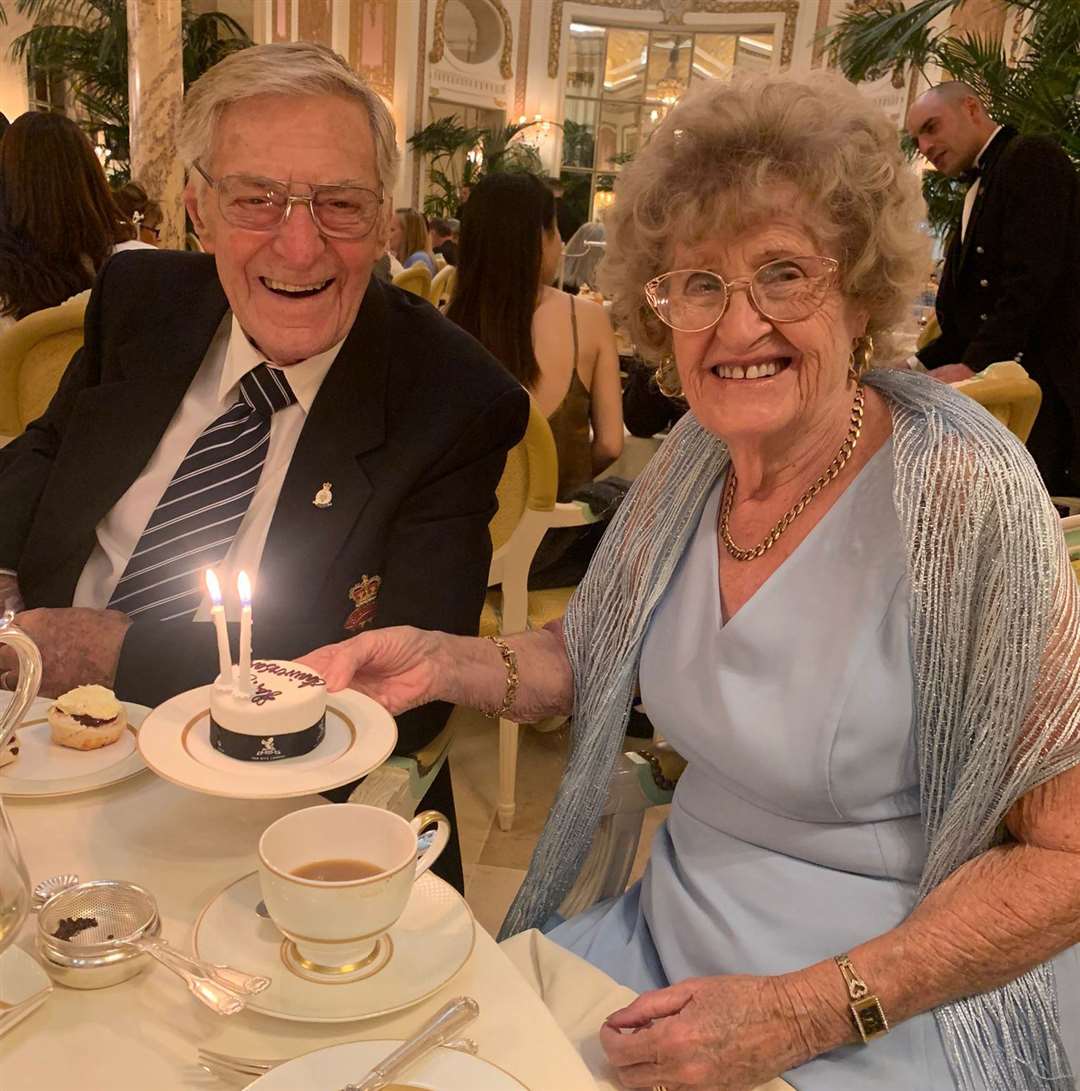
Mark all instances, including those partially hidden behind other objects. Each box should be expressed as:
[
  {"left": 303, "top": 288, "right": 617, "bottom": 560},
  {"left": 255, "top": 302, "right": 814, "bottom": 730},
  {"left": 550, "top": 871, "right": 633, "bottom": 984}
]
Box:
[{"left": 669, "top": 213, "right": 868, "bottom": 449}]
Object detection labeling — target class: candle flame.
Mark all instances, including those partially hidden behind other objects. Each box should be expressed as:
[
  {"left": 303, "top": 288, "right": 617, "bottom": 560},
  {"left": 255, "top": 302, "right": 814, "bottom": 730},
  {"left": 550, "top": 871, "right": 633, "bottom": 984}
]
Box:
[
  {"left": 205, "top": 568, "right": 222, "bottom": 605},
  {"left": 237, "top": 570, "right": 252, "bottom": 607}
]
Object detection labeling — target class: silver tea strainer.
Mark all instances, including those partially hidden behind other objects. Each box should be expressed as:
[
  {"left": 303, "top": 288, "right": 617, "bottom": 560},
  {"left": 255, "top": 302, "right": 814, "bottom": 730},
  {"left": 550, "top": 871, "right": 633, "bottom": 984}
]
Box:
[{"left": 35, "top": 877, "right": 269, "bottom": 1012}]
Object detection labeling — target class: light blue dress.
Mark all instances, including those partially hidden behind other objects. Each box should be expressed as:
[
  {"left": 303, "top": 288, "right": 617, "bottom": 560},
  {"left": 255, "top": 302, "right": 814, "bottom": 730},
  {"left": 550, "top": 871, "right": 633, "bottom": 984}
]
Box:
[{"left": 548, "top": 439, "right": 1080, "bottom": 1088}]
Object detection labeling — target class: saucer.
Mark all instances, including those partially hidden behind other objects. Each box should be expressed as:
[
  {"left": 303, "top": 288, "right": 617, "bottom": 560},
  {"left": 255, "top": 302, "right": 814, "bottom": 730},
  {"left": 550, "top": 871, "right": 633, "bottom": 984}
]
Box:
[
  {"left": 0, "top": 695, "right": 151, "bottom": 798},
  {"left": 137, "top": 686, "right": 397, "bottom": 798},
  {"left": 193, "top": 871, "right": 475, "bottom": 1022},
  {"left": 0, "top": 946, "right": 52, "bottom": 1037},
  {"left": 249, "top": 1039, "right": 527, "bottom": 1090}
]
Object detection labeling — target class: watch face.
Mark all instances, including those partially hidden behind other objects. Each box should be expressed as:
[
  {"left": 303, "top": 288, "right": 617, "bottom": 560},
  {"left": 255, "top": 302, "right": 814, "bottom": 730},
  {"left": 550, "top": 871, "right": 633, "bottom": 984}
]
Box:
[{"left": 852, "top": 996, "right": 890, "bottom": 1040}]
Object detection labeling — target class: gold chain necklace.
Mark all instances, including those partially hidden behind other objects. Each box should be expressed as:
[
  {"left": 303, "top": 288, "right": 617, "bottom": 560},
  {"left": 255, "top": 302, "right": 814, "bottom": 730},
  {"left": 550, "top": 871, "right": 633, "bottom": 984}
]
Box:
[{"left": 719, "top": 384, "right": 865, "bottom": 562}]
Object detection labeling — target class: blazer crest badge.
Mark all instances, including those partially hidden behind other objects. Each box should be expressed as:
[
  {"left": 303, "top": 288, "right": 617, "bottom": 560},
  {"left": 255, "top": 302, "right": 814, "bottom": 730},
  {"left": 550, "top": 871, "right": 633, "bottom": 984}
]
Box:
[{"left": 345, "top": 575, "right": 381, "bottom": 632}]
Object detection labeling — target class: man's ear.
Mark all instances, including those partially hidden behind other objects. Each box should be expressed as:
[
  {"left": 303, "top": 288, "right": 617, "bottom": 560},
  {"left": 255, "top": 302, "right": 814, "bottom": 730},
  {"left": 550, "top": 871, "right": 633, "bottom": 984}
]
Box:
[{"left": 183, "top": 181, "right": 215, "bottom": 254}]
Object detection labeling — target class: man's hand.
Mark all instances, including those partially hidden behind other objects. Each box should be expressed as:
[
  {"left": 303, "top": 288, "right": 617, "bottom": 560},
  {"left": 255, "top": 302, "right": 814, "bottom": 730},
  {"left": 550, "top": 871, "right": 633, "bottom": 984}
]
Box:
[
  {"left": 930, "top": 363, "right": 977, "bottom": 383},
  {"left": 0, "top": 608, "right": 131, "bottom": 697},
  {"left": 599, "top": 974, "right": 816, "bottom": 1090}
]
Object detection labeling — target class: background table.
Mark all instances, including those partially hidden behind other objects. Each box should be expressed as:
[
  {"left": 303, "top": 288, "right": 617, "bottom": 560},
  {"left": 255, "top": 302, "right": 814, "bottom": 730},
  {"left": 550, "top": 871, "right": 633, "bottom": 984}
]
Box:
[{"left": 3, "top": 772, "right": 605, "bottom": 1089}]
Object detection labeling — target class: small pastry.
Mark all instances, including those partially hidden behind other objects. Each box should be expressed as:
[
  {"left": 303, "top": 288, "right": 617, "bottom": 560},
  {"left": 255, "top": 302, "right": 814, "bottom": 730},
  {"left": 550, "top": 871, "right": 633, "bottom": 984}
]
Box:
[
  {"left": 0, "top": 734, "right": 18, "bottom": 769},
  {"left": 48, "top": 685, "right": 127, "bottom": 751}
]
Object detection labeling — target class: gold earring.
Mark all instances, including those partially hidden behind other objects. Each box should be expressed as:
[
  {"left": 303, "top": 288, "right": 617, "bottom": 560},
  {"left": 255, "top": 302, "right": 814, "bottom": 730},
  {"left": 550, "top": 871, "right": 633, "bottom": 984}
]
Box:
[
  {"left": 848, "top": 334, "right": 874, "bottom": 383},
  {"left": 655, "top": 354, "right": 684, "bottom": 399}
]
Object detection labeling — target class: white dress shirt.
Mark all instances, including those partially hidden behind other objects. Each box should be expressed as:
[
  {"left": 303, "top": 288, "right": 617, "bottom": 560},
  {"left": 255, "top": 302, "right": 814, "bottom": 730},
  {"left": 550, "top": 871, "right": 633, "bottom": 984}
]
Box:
[
  {"left": 961, "top": 125, "right": 1003, "bottom": 243},
  {"left": 71, "top": 316, "right": 344, "bottom": 619}
]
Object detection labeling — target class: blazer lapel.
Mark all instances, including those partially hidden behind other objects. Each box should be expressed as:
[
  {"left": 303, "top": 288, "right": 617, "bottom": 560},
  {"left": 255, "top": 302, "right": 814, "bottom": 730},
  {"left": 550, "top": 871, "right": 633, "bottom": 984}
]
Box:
[
  {"left": 257, "top": 281, "right": 390, "bottom": 613},
  {"left": 21, "top": 268, "right": 230, "bottom": 599},
  {"left": 955, "top": 127, "right": 1016, "bottom": 276}
]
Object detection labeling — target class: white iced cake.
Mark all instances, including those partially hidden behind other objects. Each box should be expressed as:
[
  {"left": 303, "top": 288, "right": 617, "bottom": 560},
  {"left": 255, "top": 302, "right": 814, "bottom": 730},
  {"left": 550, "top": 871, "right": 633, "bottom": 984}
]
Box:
[{"left": 209, "top": 659, "right": 327, "bottom": 761}]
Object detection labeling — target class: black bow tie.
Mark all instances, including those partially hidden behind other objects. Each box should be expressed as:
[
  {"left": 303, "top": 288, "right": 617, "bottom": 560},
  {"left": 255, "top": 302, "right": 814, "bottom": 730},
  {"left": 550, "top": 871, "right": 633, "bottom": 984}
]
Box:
[{"left": 960, "top": 165, "right": 981, "bottom": 185}]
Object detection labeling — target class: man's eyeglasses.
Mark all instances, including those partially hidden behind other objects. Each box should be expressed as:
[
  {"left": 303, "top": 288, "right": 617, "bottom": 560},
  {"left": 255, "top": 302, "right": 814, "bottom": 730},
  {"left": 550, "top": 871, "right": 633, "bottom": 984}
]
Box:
[
  {"left": 644, "top": 256, "right": 840, "bottom": 331},
  {"left": 192, "top": 162, "right": 383, "bottom": 240}
]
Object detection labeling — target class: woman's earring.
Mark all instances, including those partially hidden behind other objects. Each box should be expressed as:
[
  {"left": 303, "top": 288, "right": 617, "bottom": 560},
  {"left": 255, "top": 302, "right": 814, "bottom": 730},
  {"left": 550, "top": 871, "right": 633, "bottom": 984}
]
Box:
[
  {"left": 848, "top": 334, "right": 874, "bottom": 383},
  {"left": 655, "top": 354, "right": 684, "bottom": 400}
]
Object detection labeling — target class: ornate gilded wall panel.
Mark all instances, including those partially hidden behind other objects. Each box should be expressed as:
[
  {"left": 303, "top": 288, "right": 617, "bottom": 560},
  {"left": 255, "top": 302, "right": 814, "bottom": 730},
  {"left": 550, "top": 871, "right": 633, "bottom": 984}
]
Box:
[
  {"left": 429, "top": 0, "right": 515, "bottom": 80},
  {"left": 349, "top": 0, "right": 397, "bottom": 99},
  {"left": 298, "top": 0, "right": 334, "bottom": 45},
  {"left": 548, "top": 0, "right": 798, "bottom": 78},
  {"left": 514, "top": 0, "right": 533, "bottom": 116}
]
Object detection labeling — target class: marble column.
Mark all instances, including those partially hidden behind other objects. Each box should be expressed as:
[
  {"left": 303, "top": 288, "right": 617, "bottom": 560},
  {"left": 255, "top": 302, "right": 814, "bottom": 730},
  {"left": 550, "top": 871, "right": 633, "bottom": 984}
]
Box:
[{"left": 127, "top": 0, "right": 186, "bottom": 250}]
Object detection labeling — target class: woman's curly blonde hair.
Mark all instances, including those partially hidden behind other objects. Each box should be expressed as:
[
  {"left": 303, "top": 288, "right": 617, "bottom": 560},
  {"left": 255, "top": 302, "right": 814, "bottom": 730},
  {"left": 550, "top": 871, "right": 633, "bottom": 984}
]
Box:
[{"left": 600, "top": 72, "right": 930, "bottom": 363}]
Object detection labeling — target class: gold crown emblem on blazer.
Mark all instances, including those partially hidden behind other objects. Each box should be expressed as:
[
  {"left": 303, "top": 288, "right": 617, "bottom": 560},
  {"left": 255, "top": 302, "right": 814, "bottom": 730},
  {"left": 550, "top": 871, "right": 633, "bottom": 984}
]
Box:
[{"left": 345, "top": 575, "right": 381, "bottom": 632}]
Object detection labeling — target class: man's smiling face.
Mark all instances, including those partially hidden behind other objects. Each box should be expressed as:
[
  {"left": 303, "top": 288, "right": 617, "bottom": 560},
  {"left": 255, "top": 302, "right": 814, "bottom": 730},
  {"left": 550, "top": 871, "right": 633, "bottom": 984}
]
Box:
[{"left": 185, "top": 92, "right": 386, "bottom": 365}]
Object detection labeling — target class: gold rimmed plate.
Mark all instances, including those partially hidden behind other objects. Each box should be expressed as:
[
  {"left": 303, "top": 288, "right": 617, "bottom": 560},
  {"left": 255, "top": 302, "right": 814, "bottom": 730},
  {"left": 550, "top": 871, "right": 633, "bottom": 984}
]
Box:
[
  {"left": 248, "top": 1039, "right": 528, "bottom": 1090},
  {"left": 136, "top": 685, "right": 397, "bottom": 799},
  {"left": 0, "top": 695, "right": 152, "bottom": 798},
  {"left": 193, "top": 871, "right": 476, "bottom": 1023}
]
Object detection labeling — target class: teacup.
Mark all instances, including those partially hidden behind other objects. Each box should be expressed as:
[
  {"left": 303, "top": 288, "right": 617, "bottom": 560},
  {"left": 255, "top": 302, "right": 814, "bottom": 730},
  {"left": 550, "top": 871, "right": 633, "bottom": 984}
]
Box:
[{"left": 257, "top": 803, "right": 450, "bottom": 972}]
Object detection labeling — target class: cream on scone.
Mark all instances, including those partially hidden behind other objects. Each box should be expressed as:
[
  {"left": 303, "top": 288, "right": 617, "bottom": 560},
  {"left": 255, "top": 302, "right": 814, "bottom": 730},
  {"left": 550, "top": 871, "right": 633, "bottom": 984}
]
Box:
[{"left": 48, "top": 685, "right": 127, "bottom": 751}]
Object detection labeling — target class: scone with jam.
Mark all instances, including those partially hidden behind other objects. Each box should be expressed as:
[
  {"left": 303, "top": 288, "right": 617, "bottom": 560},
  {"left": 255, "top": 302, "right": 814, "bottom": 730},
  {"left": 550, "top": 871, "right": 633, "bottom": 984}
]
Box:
[{"left": 48, "top": 685, "right": 127, "bottom": 751}]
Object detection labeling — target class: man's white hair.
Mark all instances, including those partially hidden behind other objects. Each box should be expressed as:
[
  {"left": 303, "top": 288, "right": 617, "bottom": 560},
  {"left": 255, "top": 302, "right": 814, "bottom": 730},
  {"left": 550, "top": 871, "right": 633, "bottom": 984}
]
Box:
[{"left": 178, "top": 41, "right": 400, "bottom": 195}]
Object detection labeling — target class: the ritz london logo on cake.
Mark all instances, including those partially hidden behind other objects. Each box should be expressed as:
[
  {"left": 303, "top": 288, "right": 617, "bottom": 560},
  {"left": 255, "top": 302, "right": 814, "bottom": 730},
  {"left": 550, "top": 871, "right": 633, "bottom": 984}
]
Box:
[{"left": 256, "top": 737, "right": 282, "bottom": 758}]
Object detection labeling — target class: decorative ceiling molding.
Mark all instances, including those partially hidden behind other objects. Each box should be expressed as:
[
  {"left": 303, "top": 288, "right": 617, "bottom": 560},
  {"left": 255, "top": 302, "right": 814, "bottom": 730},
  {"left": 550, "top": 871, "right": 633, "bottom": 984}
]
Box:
[
  {"left": 429, "top": 0, "right": 515, "bottom": 80},
  {"left": 514, "top": 0, "right": 534, "bottom": 116},
  {"left": 548, "top": 0, "right": 798, "bottom": 79}
]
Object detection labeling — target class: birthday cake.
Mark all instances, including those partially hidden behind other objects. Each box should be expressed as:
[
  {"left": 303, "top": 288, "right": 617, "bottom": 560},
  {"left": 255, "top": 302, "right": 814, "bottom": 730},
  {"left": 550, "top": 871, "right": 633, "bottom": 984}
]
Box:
[{"left": 209, "top": 659, "right": 327, "bottom": 762}]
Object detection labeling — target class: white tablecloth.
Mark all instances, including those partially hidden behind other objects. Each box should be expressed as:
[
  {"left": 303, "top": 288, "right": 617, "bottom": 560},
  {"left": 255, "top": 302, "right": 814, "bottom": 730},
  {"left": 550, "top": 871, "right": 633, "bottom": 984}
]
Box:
[{"left": 2, "top": 773, "right": 603, "bottom": 1090}]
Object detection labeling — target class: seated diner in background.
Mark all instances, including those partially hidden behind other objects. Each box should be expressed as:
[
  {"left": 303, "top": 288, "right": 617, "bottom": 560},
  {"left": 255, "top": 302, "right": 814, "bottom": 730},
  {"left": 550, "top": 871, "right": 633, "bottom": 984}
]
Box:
[
  {"left": 302, "top": 72, "right": 1080, "bottom": 1090},
  {"left": 0, "top": 41, "right": 528, "bottom": 892},
  {"left": 448, "top": 172, "right": 623, "bottom": 503},
  {"left": 388, "top": 206, "right": 436, "bottom": 275},
  {"left": 0, "top": 112, "right": 153, "bottom": 332},
  {"left": 113, "top": 180, "right": 164, "bottom": 246}
]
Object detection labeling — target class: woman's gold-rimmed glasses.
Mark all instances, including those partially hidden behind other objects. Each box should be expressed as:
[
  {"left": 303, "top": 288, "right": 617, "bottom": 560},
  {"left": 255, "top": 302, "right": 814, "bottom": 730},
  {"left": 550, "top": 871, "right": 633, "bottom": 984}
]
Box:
[
  {"left": 192, "top": 162, "right": 383, "bottom": 240},
  {"left": 644, "top": 255, "right": 840, "bottom": 331}
]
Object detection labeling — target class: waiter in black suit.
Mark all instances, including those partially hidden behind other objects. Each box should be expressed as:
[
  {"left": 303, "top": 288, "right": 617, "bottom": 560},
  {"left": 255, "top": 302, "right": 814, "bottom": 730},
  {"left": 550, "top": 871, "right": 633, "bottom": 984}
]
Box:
[
  {"left": 0, "top": 42, "right": 527, "bottom": 889},
  {"left": 906, "top": 81, "right": 1080, "bottom": 494}
]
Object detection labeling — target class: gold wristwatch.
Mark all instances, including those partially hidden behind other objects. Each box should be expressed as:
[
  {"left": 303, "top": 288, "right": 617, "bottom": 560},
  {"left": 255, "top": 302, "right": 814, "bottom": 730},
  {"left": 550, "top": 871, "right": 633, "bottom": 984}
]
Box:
[{"left": 834, "top": 954, "right": 889, "bottom": 1043}]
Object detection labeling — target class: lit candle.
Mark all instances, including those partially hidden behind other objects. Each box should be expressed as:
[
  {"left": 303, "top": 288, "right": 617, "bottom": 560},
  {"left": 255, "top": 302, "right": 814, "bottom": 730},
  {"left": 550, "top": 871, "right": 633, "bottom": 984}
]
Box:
[
  {"left": 204, "top": 569, "right": 233, "bottom": 689},
  {"left": 237, "top": 571, "right": 253, "bottom": 697}
]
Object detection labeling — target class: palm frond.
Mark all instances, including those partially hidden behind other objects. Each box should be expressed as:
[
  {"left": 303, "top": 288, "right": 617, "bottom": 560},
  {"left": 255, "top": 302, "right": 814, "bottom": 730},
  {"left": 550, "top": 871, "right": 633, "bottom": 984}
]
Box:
[{"left": 829, "top": 0, "right": 954, "bottom": 82}]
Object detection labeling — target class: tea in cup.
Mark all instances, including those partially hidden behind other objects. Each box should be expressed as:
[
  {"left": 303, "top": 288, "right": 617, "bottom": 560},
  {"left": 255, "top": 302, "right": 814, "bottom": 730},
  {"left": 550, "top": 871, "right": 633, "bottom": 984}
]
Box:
[{"left": 257, "top": 803, "right": 450, "bottom": 974}]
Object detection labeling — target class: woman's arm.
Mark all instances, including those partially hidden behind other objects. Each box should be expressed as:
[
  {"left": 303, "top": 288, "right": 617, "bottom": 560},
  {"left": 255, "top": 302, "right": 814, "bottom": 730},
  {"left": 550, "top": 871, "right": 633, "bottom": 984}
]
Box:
[
  {"left": 581, "top": 301, "right": 624, "bottom": 475},
  {"left": 788, "top": 761, "right": 1080, "bottom": 1055},
  {"left": 601, "top": 764, "right": 1080, "bottom": 1089},
  {"left": 302, "top": 618, "right": 574, "bottom": 723}
]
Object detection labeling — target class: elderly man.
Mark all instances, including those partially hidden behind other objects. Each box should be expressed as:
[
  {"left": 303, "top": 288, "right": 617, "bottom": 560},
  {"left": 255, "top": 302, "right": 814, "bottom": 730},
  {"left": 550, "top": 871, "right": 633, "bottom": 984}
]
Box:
[
  {"left": 906, "top": 81, "right": 1080, "bottom": 495},
  {"left": 0, "top": 43, "right": 527, "bottom": 887}
]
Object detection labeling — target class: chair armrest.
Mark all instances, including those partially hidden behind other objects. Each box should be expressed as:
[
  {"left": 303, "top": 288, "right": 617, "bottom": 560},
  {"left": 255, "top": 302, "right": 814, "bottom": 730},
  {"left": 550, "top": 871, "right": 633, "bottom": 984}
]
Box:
[{"left": 347, "top": 760, "right": 417, "bottom": 819}]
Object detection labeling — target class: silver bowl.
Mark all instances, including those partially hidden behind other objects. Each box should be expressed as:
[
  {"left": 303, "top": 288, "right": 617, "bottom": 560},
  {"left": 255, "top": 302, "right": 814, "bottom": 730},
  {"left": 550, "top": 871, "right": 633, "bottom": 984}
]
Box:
[{"left": 36, "top": 879, "right": 161, "bottom": 989}]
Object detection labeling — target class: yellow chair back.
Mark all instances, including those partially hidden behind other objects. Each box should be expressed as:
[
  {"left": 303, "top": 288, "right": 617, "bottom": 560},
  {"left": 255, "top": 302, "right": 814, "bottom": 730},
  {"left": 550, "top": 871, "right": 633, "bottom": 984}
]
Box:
[
  {"left": 916, "top": 314, "right": 940, "bottom": 352},
  {"left": 953, "top": 361, "right": 1042, "bottom": 444},
  {"left": 428, "top": 265, "right": 457, "bottom": 312},
  {"left": 0, "top": 295, "right": 88, "bottom": 436},
  {"left": 392, "top": 264, "right": 432, "bottom": 298},
  {"left": 488, "top": 398, "right": 558, "bottom": 555}
]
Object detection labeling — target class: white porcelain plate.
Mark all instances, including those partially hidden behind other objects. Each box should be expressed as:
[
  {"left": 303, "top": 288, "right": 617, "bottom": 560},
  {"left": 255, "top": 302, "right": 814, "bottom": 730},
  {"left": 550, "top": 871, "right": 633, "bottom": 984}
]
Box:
[
  {"left": 249, "top": 1039, "right": 528, "bottom": 1091},
  {"left": 0, "top": 946, "right": 52, "bottom": 1037},
  {"left": 193, "top": 871, "right": 475, "bottom": 1023},
  {"left": 136, "top": 685, "right": 397, "bottom": 799},
  {"left": 0, "top": 695, "right": 151, "bottom": 798}
]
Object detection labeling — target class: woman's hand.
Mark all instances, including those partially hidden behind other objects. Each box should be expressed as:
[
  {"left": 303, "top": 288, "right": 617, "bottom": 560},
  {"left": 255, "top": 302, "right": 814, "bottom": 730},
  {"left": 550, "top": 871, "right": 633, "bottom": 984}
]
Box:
[
  {"left": 600, "top": 974, "right": 811, "bottom": 1091},
  {"left": 299, "top": 626, "right": 442, "bottom": 714}
]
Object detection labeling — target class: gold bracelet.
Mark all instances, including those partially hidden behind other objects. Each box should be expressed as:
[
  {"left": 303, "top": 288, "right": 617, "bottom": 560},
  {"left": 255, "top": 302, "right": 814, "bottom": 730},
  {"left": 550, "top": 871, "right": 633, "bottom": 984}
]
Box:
[
  {"left": 484, "top": 635, "right": 519, "bottom": 719},
  {"left": 834, "top": 954, "right": 889, "bottom": 1043}
]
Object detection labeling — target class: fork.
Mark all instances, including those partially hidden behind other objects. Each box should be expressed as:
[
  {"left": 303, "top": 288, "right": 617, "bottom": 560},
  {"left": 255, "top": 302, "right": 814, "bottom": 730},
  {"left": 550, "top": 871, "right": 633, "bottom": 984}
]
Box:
[{"left": 197, "top": 1037, "right": 479, "bottom": 1083}]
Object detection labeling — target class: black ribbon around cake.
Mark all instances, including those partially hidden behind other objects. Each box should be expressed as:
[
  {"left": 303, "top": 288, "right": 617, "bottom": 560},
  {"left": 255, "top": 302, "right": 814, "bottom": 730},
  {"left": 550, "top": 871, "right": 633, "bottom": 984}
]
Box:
[{"left": 209, "top": 714, "right": 326, "bottom": 761}]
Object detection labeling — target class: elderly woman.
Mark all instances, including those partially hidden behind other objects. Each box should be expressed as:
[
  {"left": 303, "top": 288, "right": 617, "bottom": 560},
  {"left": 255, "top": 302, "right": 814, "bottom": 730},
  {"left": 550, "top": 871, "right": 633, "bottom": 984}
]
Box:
[{"left": 302, "top": 74, "right": 1080, "bottom": 1090}]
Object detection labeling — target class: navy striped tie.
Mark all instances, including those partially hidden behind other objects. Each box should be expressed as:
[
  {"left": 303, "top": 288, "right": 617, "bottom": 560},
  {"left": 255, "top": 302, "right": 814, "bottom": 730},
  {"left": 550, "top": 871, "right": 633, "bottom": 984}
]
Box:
[{"left": 108, "top": 364, "right": 296, "bottom": 622}]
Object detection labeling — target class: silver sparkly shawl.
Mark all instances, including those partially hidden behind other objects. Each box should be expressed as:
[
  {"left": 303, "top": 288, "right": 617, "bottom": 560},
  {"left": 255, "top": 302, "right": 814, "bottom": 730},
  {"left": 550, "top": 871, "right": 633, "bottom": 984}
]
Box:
[{"left": 500, "top": 369, "right": 1080, "bottom": 1090}]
